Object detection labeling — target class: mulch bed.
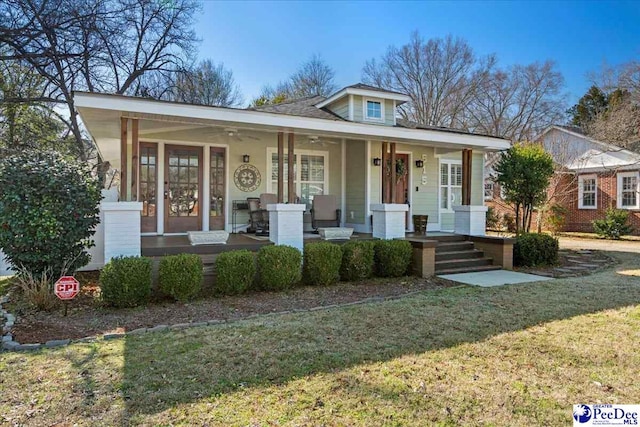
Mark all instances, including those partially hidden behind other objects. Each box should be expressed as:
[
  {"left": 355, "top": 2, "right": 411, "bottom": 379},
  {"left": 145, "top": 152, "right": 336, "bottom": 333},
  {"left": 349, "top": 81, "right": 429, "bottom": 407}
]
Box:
[{"left": 8, "top": 275, "right": 458, "bottom": 344}]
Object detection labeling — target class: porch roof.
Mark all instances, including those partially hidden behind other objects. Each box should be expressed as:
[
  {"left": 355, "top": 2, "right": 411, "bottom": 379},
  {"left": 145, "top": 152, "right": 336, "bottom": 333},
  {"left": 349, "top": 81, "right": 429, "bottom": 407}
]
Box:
[{"left": 74, "top": 92, "right": 510, "bottom": 161}]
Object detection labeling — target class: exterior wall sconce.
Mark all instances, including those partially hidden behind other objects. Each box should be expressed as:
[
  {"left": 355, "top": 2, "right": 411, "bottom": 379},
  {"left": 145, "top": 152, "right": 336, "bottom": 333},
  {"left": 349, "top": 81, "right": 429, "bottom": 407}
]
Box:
[
  {"left": 373, "top": 157, "right": 381, "bottom": 166},
  {"left": 242, "top": 154, "right": 250, "bottom": 163},
  {"left": 415, "top": 159, "right": 424, "bottom": 168}
]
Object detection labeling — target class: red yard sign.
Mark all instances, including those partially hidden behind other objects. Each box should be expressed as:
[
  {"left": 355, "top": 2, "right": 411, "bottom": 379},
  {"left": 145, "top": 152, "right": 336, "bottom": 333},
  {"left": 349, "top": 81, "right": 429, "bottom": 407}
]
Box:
[{"left": 54, "top": 276, "right": 80, "bottom": 300}]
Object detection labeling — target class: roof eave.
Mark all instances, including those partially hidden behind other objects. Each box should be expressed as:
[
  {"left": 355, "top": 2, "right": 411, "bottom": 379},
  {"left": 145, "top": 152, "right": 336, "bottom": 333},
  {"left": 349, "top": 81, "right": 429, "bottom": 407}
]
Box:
[{"left": 315, "top": 87, "right": 411, "bottom": 109}]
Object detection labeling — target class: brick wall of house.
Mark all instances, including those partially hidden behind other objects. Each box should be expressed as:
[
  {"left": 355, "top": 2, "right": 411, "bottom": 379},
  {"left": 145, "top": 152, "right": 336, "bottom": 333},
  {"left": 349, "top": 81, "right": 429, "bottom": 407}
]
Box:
[{"left": 486, "top": 171, "right": 640, "bottom": 235}]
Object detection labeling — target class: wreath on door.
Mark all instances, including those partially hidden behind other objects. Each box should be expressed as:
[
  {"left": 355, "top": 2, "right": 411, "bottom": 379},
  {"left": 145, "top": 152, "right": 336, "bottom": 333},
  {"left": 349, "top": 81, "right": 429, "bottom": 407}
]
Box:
[{"left": 385, "top": 158, "right": 407, "bottom": 183}]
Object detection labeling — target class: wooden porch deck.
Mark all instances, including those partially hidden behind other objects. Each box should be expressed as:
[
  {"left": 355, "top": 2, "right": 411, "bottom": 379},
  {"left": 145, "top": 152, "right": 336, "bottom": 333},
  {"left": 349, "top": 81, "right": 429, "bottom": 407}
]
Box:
[{"left": 140, "top": 232, "right": 458, "bottom": 257}]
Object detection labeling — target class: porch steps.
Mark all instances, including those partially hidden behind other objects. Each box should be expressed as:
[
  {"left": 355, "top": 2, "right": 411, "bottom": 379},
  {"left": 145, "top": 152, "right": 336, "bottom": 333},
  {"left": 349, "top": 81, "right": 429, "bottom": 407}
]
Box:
[{"left": 432, "top": 234, "right": 501, "bottom": 274}]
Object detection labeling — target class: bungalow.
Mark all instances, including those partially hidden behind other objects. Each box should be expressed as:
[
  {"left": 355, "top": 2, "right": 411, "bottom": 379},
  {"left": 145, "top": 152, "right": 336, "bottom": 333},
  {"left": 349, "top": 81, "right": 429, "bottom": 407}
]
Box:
[
  {"left": 485, "top": 125, "right": 640, "bottom": 234},
  {"left": 2, "top": 83, "right": 509, "bottom": 274}
]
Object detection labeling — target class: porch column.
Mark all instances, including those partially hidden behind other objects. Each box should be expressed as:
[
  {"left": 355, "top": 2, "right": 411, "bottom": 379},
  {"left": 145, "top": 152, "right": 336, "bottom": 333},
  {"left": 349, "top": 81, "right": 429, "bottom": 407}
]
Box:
[
  {"left": 371, "top": 203, "right": 408, "bottom": 239},
  {"left": 120, "top": 117, "right": 128, "bottom": 201},
  {"left": 131, "top": 118, "right": 139, "bottom": 201},
  {"left": 267, "top": 204, "right": 306, "bottom": 251},
  {"left": 102, "top": 201, "right": 143, "bottom": 262},
  {"left": 288, "top": 132, "right": 295, "bottom": 203},
  {"left": 462, "top": 148, "right": 472, "bottom": 206},
  {"left": 390, "top": 142, "right": 397, "bottom": 203},
  {"left": 277, "top": 132, "right": 284, "bottom": 203},
  {"left": 381, "top": 141, "right": 388, "bottom": 203}
]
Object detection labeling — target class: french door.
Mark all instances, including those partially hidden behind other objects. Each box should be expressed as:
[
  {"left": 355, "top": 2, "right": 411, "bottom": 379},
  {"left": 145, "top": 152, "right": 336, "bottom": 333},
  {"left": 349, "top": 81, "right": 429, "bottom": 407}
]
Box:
[{"left": 164, "top": 145, "right": 203, "bottom": 233}]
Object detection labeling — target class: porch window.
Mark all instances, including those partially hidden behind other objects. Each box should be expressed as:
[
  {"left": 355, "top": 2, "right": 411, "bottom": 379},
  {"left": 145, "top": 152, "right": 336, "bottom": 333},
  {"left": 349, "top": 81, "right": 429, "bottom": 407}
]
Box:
[
  {"left": 268, "top": 149, "right": 328, "bottom": 209},
  {"left": 140, "top": 144, "right": 157, "bottom": 217},
  {"left": 440, "top": 161, "right": 462, "bottom": 211},
  {"left": 484, "top": 182, "right": 494, "bottom": 200},
  {"left": 364, "top": 98, "right": 384, "bottom": 121},
  {"left": 617, "top": 172, "right": 639, "bottom": 209},
  {"left": 578, "top": 174, "right": 597, "bottom": 209}
]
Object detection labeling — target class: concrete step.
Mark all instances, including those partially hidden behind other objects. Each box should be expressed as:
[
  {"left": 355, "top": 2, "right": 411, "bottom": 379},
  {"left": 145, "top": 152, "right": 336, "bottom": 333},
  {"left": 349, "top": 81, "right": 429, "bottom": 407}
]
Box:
[
  {"left": 436, "top": 265, "right": 503, "bottom": 275},
  {"left": 426, "top": 234, "right": 467, "bottom": 243},
  {"left": 435, "top": 257, "right": 494, "bottom": 271},
  {"left": 435, "top": 241, "right": 475, "bottom": 253},
  {"left": 436, "top": 249, "right": 484, "bottom": 262}
]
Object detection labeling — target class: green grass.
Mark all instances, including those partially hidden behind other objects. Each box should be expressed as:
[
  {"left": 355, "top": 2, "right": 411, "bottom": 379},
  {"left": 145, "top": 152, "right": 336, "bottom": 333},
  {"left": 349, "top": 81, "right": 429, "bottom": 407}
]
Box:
[{"left": 1, "top": 253, "right": 640, "bottom": 426}]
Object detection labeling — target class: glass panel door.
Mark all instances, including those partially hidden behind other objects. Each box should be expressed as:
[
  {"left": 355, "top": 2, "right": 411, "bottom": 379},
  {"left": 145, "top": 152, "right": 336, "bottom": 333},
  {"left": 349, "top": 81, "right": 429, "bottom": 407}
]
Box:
[
  {"left": 210, "top": 147, "right": 225, "bottom": 230},
  {"left": 165, "top": 145, "right": 203, "bottom": 233},
  {"left": 140, "top": 142, "right": 157, "bottom": 232}
]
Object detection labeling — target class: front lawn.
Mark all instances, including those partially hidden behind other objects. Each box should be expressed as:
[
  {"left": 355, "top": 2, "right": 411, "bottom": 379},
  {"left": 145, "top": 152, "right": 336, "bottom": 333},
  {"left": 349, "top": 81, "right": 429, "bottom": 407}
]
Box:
[{"left": 1, "top": 252, "right": 639, "bottom": 426}]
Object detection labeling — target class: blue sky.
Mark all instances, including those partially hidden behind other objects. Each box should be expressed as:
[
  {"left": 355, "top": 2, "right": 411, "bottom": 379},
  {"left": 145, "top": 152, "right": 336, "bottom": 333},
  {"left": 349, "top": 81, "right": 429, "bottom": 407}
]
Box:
[{"left": 193, "top": 1, "right": 640, "bottom": 107}]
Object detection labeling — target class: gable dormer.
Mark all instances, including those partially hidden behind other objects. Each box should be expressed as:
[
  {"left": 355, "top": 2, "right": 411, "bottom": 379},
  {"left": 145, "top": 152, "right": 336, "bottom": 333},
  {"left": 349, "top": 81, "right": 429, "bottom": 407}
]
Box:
[{"left": 316, "top": 83, "right": 410, "bottom": 126}]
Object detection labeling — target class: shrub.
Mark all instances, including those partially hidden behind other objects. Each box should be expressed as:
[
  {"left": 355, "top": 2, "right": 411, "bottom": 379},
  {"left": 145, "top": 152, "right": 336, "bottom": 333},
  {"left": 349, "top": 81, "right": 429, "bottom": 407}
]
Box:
[
  {"left": 0, "top": 150, "right": 101, "bottom": 277},
  {"left": 159, "top": 254, "right": 203, "bottom": 302},
  {"left": 257, "top": 245, "right": 301, "bottom": 290},
  {"left": 486, "top": 206, "right": 500, "bottom": 230},
  {"left": 215, "top": 250, "right": 256, "bottom": 295},
  {"left": 303, "top": 242, "right": 342, "bottom": 286},
  {"left": 592, "top": 208, "right": 634, "bottom": 240},
  {"left": 12, "top": 267, "right": 59, "bottom": 311},
  {"left": 100, "top": 256, "right": 152, "bottom": 307},
  {"left": 513, "top": 233, "right": 559, "bottom": 267},
  {"left": 502, "top": 213, "right": 516, "bottom": 233},
  {"left": 340, "top": 241, "right": 375, "bottom": 281},
  {"left": 546, "top": 204, "right": 568, "bottom": 235},
  {"left": 374, "top": 240, "right": 413, "bottom": 277}
]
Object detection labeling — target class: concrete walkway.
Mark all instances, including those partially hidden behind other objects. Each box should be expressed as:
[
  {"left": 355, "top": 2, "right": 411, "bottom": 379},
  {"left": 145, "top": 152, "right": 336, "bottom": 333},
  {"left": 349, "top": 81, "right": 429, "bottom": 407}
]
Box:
[{"left": 438, "top": 270, "right": 553, "bottom": 287}]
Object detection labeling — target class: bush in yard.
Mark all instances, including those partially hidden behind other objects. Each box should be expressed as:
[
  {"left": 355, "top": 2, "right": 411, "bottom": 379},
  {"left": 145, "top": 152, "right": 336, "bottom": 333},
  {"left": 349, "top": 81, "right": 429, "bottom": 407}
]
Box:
[
  {"left": 100, "top": 256, "right": 152, "bottom": 308},
  {"left": 214, "top": 250, "right": 256, "bottom": 295},
  {"left": 592, "top": 208, "right": 633, "bottom": 240},
  {"left": 486, "top": 206, "right": 500, "bottom": 231},
  {"left": 340, "top": 240, "right": 375, "bottom": 281},
  {"left": 159, "top": 253, "right": 203, "bottom": 302},
  {"left": 257, "top": 245, "right": 301, "bottom": 290},
  {"left": 513, "top": 233, "right": 559, "bottom": 267},
  {"left": 0, "top": 150, "right": 101, "bottom": 277},
  {"left": 374, "top": 240, "right": 413, "bottom": 277},
  {"left": 303, "top": 242, "right": 342, "bottom": 286},
  {"left": 546, "top": 204, "right": 568, "bottom": 235}
]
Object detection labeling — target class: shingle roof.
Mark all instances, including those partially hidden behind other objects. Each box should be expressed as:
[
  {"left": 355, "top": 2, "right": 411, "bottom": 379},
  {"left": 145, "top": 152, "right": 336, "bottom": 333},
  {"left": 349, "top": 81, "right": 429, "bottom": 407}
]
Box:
[
  {"left": 555, "top": 124, "right": 586, "bottom": 135},
  {"left": 396, "top": 118, "right": 501, "bottom": 139},
  {"left": 343, "top": 83, "right": 409, "bottom": 97},
  {"left": 249, "top": 95, "right": 345, "bottom": 121}
]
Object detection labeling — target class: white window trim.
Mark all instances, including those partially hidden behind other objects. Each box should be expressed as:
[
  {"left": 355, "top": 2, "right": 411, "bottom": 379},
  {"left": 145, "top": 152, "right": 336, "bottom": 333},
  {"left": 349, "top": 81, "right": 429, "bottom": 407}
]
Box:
[
  {"left": 578, "top": 174, "right": 598, "bottom": 210},
  {"left": 363, "top": 97, "right": 385, "bottom": 122},
  {"left": 266, "top": 147, "right": 329, "bottom": 207},
  {"left": 617, "top": 171, "right": 640, "bottom": 210},
  {"left": 484, "top": 181, "right": 494, "bottom": 201},
  {"left": 439, "top": 160, "right": 462, "bottom": 212}
]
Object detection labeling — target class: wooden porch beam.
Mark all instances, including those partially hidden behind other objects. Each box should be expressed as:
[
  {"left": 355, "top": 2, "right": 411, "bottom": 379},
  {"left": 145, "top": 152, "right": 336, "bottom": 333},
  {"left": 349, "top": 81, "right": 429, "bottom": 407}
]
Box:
[
  {"left": 390, "top": 142, "right": 397, "bottom": 203},
  {"left": 381, "top": 141, "right": 388, "bottom": 203},
  {"left": 120, "top": 117, "right": 128, "bottom": 201},
  {"left": 462, "top": 149, "right": 472, "bottom": 205},
  {"left": 287, "top": 132, "right": 295, "bottom": 203},
  {"left": 277, "top": 132, "right": 284, "bottom": 203},
  {"left": 131, "top": 119, "right": 139, "bottom": 201}
]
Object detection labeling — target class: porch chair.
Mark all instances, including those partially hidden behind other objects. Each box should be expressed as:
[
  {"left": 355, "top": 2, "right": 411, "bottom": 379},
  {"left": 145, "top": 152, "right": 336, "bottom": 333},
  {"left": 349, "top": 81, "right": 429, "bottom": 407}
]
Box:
[
  {"left": 311, "top": 195, "right": 341, "bottom": 232},
  {"left": 247, "top": 193, "right": 277, "bottom": 236}
]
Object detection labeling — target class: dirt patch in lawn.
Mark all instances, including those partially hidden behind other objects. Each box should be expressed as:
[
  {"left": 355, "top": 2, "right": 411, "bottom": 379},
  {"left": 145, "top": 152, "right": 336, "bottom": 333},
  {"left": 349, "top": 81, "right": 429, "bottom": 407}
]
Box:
[{"left": 9, "top": 275, "right": 456, "bottom": 344}]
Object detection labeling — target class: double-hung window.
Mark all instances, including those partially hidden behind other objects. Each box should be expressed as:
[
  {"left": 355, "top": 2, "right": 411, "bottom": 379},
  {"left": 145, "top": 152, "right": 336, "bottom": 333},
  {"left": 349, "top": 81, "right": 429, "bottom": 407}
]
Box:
[
  {"left": 364, "top": 98, "right": 383, "bottom": 122},
  {"left": 440, "top": 161, "right": 462, "bottom": 211},
  {"left": 617, "top": 171, "right": 639, "bottom": 209},
  {"left": 578, "top": 174, "right": 597, "bottom": 209},
  {"left": 268, "top": 149, "right": 328, "bottom": 210},
  {"left": 484, "top": 182, "right": 494, "bottom": 200}
]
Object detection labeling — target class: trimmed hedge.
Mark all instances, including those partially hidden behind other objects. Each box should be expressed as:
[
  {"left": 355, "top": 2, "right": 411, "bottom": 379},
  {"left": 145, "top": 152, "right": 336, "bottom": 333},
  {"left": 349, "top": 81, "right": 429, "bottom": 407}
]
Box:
[
  {"left": 513, "top": 233, "right": 559, "bottom": 267},
  {"left": 215, "top": 250, "right": 256, "bottom": 295},
  {"left": 374, "top": 240, "right": 413, "bottom": 277},
  {"left": 257, "top": 245, "right": 302, "bottom": 290},
  {"left": 340, "top": 240, "right": 375, "bottom": 281},
  {"left": 100, "top": 256, "right": 152, "bottom": 308},
  {"left": 303, "top": 242, "right": 343, "bottom": 286},
  {"left": 159, "top": 253, "right": 203, "bottom": 302}
]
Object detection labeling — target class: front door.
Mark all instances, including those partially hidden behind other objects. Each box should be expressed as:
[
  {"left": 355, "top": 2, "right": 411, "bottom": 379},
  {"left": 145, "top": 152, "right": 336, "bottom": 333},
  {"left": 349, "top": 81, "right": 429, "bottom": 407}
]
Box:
[
  {"left": 165, "top": 145, "right": 203, "bottom": 233},
  {"left": 209, "top": 147, "right": 226, "bottom": 230},
  {"left": 383, "top": 153, "right": 410, "bottom": 228}
]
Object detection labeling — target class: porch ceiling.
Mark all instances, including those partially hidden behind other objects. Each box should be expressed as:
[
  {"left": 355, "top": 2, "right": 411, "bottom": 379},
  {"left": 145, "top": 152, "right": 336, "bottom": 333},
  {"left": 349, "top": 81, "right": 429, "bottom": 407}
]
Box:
[{"left": 75, "top": 92, "right": 510, "bottom": 161}]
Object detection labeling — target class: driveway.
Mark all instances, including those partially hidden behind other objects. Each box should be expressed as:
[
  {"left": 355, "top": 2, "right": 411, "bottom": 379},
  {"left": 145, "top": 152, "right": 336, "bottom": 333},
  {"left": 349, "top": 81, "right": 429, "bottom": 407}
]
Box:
[{"left": 559, "top": 237, "right": 640, "bottom": 254}]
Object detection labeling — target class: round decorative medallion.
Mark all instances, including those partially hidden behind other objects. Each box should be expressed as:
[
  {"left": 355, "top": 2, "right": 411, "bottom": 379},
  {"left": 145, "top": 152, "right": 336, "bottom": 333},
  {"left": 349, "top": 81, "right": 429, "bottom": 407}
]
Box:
[{"left": 233, "top": 164, "right": 261, "bottom": 192}]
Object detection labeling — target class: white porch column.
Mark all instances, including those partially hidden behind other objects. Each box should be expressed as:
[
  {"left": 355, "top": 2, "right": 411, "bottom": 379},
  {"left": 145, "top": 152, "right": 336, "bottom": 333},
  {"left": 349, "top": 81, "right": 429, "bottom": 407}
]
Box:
[
  {"left": 102, "top": 202, "right": 143, "bottom": 262},
  {"left": 453, "top": 205, "right": 488, "bottom": 236},
  {"left": 371, "top": 203, "right": 409, "bottom": 239},
  {"left": 267, "top": 203, "right": 306, "bottom": 251}
]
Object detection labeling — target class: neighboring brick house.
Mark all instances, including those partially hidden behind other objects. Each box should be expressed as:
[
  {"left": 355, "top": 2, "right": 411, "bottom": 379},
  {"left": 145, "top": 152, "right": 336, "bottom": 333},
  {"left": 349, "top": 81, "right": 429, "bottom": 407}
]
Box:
[{"left": 485, "top": 125, "right": 640, "bottom": 234}]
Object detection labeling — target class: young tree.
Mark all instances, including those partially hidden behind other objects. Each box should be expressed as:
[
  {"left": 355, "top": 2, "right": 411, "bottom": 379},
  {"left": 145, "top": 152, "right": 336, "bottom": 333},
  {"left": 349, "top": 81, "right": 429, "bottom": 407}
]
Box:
[
  {"left": 0, "top": 0, "right": 200, "bottom": 160},
  {"left": 495, "top": 144, "right": 554, "bottom": 234},
  {"left": 567, "top": 85, "right": 608, "bottom": 129}
]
